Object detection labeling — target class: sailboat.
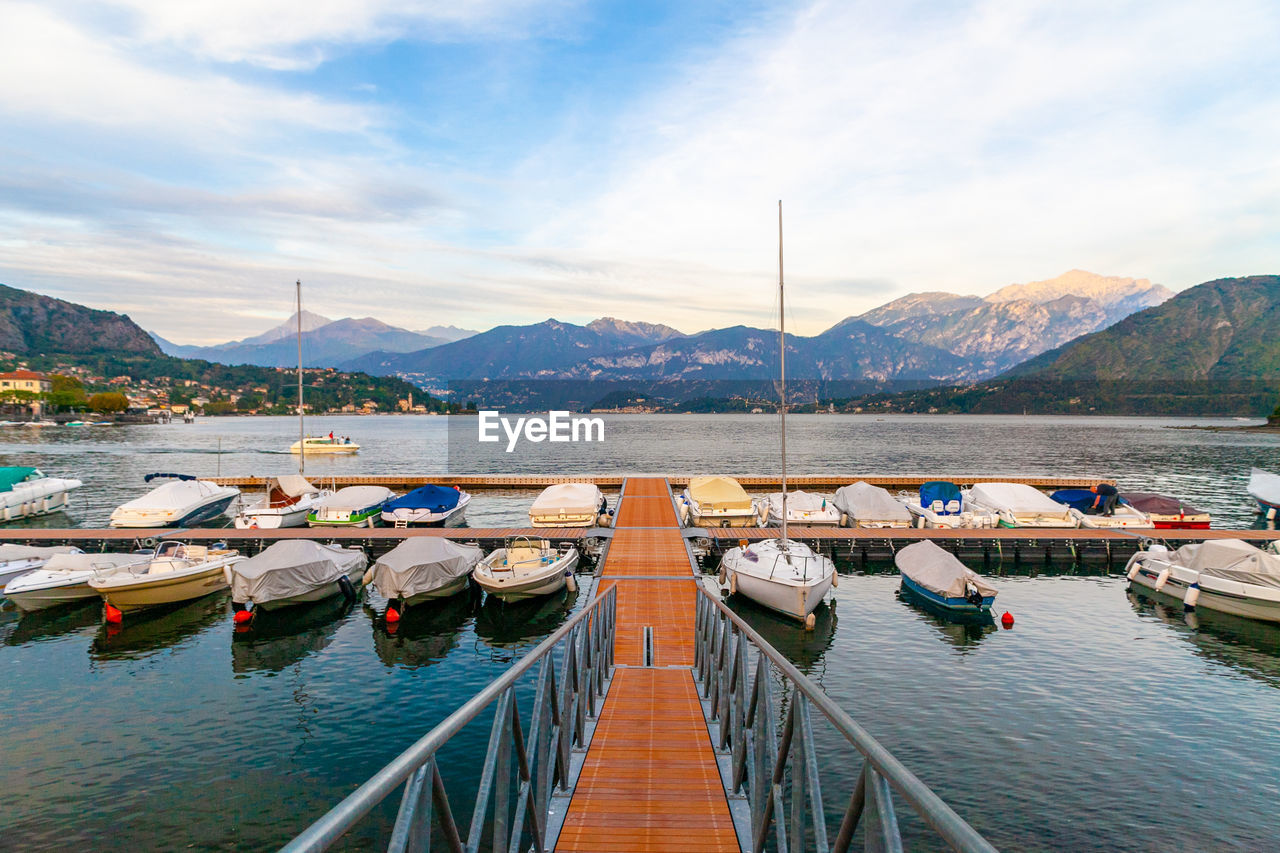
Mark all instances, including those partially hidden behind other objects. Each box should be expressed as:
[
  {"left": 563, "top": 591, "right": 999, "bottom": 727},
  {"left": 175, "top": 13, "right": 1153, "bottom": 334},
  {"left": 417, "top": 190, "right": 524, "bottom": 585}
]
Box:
[
  {"left": 719, "top": 203, "right": 836, "bottom": 629},
  {"left": 239, "top": 283, "right": 332, "bottom": 528}
]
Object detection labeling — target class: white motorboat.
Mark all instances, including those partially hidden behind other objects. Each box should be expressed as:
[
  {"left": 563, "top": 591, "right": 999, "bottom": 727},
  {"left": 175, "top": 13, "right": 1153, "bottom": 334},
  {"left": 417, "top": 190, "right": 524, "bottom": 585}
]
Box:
[
  {"left": 719, "top": 203, "right": 835, "bottom": 628},
  {"left": 307, "top": 485, "right": 394, "bottom": 527},
  {"left": 529, "top": 484, "right": 608, "bottom": 528},
  {"left": 895, "top": 540, "right": 997, "bottom": 614},
  {"left": 964, "top": 482, "right": 1078, "bottom": 528},
  {"left": 90, "top": 542, "right": 244, "bottom": 618},
  {"left": 290, "top": 435, "right": 359, "bottom": 454},
  {"left": 109, "top": 473, "right": 241, "bottom": 528},
  {"left": 474, "top": 537, "right": 578, "bottom": 601},
  {"left": 381, "top": 485, "right": 471, "bottom": 527},
  {"left": 681, "top": 476, "right": 764, "bottom": 528},
  {"left": 366, "top": 538, "right": 483, "bottom": 617},
  {"left": 1126, "top": 539, "right": 1280, "bottom": 623},
  {"left": 234, "top": 474, "right": 330, "bottom": 529},
  {"left": 0, "top": 544, "right": 83, "bottom": 591},
  {"left": 1248, "top": 467, "right": 1280, "bottom": 519},
  {"left": 0, "top": 466, "right": 83, "bottom": 521},
  {"left": 901, "top": 480, "right": 997, "bottom": 529},
  {"left": 3, "top": 551, "right": 151, "bottom": 612},
  {"left": 765, "top": 490, "right": 840, "bottom": 527},
  {"left": 833, "top": 482, "right": 913, "bottom": 528},
  {"left": 1049, "top": 489, "right": 1153, "bottom": 529},
  {"left": 228, "top": 540, "right": 366, "bottom": 617}
]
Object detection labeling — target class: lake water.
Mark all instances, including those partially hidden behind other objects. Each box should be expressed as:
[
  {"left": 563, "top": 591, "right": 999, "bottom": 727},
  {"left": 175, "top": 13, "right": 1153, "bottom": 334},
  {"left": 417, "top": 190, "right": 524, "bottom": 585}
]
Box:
[{"left": 2, "top": 415, "right": 1280, "bottom": 850}]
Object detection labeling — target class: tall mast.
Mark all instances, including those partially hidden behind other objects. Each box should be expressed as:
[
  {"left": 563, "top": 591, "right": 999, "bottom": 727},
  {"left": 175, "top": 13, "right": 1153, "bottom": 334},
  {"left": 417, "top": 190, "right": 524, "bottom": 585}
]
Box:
[
  {"left": 778, "top": 201, "right": 787, "bottom": 545},
  {"left": 297, "top": 280, "right": 305, "bottom": 476}
]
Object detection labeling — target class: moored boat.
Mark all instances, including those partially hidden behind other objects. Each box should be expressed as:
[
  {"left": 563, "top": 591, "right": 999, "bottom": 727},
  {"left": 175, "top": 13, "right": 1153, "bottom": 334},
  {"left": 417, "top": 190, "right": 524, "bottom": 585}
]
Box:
[
  {"left": 833, "top": 481, "right": 913, "bottom": 528},
  {"left": 228, "top": 540, "right": 366, "bottom": 617},
  {"left": 0, "top": 543, "right": 82, "bottom": 591},
  {"left": 307, "top": 485, "right": 393, "bottom": 527},
  {"left": 681, "top": 476, "right": 763, "bottom": 528},
  {"left": 87, "top": 542, "right": 244, "bottom": 619},
  {"left": 901, "top": 480, "right": 996, "bottom": 529},
  {"left": 474, "top": 537, "right": 577, "bottom": 601},
  {"left": 234, "top": 474, "right": 329, "bottom": 529},
  {"left": 1247, "top": 468, "right": 1280, "bottom": 520},
  {"left": 366, "top": 538, "right": 483, "bottom": 618},
  {"left": 3, "top": 551, "right": 144, "bottom": 611},
  {"left": 895, "top": 540, "right": 997, "bottom": 614},
  {"left": 290, "top": 435, "right": 359, "bottom": 454},
  {"left": 382, "top": 485, "right": 471, "bottom": 527},
  {"left": 1119, "top": 491, "right": 1211, "bottom": 529},
  {"left": 528, "top": 484, "right": 608, "bottom": 528},
  {"left": 0, "top": 467, "right": 83, "bottom": 522},
  {"left": 1126, "top": 539, "right": 1280, "bottom": 623},
  {"left": 109, "top": 473, "right": 240, "bottom": 528},
  {"left": 964, "top": 482, "right": 1077, "bottom": 528},
  {"left": 1050, "top": 489, "right": 1154, "bottom": 529},
  {"left": 765, "top": 490, "right": 840, "bottom": 527}
]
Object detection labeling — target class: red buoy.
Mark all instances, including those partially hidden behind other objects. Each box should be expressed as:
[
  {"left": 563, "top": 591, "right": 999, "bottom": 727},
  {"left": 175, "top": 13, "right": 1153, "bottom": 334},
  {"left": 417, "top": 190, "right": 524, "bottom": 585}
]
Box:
[
  {"left": 1001, "top": 611, "right": 1015, "bottom": 629},
  {"left": 233, "top": 609, "right": 253, "bottom": 625},
  {"left": 385, "top": 607, "right": 401, "bottom": 623},
  {"left": 104, "top": 603, "right": 123, "bottom": 624}
]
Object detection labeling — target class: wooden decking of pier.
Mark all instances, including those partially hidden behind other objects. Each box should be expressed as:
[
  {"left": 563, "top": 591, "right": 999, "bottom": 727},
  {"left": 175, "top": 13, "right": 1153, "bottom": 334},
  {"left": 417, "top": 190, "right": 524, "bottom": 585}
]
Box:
[{"left": 554, "top": 477, "right": 739, "bottom": 852}]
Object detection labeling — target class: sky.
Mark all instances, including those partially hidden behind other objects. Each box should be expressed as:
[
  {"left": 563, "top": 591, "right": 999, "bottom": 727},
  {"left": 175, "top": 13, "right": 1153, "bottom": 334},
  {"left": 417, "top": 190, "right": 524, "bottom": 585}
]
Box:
[{"left": 0, "top": 0, "right": 1277, "bottom": 343}]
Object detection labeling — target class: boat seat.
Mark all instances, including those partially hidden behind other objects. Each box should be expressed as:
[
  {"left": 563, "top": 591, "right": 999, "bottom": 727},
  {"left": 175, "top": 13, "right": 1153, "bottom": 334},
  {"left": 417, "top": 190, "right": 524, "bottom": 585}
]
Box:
[{"left": 147, "top": 558, "right": 187, "bottom": 574}]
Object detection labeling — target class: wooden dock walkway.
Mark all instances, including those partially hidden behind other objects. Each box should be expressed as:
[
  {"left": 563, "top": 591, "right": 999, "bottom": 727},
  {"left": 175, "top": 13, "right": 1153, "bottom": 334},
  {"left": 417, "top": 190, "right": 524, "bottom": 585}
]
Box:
[{"left": 555, "top": 477, "right": 738, "bottom": 852}]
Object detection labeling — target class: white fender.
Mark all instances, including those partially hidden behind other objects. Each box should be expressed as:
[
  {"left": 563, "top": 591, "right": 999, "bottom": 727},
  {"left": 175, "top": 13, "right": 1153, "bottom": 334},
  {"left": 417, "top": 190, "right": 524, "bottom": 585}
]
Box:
[
  {"left": 1154, "top": 567, "right": 1171, "bottom": 591},
  {"left": 1125, "top": 555, "right": 1142, "bottom": 582},
  {"left": 566, "top": 574, "right": 578, "bottom": 593},
  {"left": 1184, "top": 583, "right": 1200, "bottom": 608}
]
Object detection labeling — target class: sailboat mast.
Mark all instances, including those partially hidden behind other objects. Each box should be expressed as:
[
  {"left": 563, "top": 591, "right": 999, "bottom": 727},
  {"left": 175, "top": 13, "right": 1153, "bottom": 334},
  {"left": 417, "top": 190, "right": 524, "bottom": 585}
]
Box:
[
  {"left": 778, "top": 201, "right": 787, "bottom": 544},
  {"left": 297, "top": 280, "right": 305, "bottom": 477}
]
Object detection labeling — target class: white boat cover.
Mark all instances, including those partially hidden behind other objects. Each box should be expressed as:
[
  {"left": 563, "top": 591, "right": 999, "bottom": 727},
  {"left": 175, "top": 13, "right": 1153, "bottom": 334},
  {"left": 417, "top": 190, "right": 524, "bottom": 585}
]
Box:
[
  {"left": 767, "top": 491, "right": 831, "bottom": 513},
  {"left": 230, "top": 540, "right": 367, "bottom": 603},
  {"left": 0, "top": 544, "right": 78, "bottom": 562},
  {"left": 320, "top": 486, "right": 393, "bottom": 511},
  {"left": 1170, "top": 539, "right": 1280, "bottom": 588},
  {"left": 688, "top": 476, "right": 752, "bottom": 511},
  {"left": 273, "top": 474, "right": 319, "bottom": 498},
  {"left": 832, "top": 482, "right": 912, "bottom": 523},
  {"left": 969, "top": 483, "right": 1067, "bottom": 514},
  {"left": 531, "top": 484, "right": 602, "bottom": 516},
  {"left": 371, "top": 538, "right": 483, "bottom": 599},
  {"left": 1248, "top": 468, "right": 1280, "bottom": 505},
  {"left": 117, "top": 479, "right": 226, "bottom": 510},
  {"left": 895, "top": 540, "right": 997, "bottom": 598}
]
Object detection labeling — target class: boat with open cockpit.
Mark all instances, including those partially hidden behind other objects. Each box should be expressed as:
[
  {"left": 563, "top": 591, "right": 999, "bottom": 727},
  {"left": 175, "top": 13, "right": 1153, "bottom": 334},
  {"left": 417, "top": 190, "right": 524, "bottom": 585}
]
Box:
[
  {"left": 234, "top": 474, "right": 330, "bottom": 529},
  {"left": 474, "top": 536, "right": 577, "bottom": 601},
  {"left": 88, "top": 541, "right": 244, "bottom": 619}
]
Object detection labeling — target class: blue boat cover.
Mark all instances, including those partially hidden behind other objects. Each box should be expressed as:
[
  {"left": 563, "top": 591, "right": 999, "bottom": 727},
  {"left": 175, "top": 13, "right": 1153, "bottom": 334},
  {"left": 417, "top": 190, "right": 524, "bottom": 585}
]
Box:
[
  {"left": 385, "top": 485, "right": 462, "bottom": 513},
  {"left": 1050, "top": 489, "right": 1098, "bottom": 512},
  {"left": 919, "top": 481, "right": 962, "bottom": 515}
]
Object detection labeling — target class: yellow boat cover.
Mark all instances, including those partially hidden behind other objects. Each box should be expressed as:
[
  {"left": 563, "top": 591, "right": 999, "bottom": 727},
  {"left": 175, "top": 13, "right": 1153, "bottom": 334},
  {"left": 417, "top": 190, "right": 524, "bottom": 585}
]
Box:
[{"left": 688, "top": 476, "right": 752, "bottom": 511}]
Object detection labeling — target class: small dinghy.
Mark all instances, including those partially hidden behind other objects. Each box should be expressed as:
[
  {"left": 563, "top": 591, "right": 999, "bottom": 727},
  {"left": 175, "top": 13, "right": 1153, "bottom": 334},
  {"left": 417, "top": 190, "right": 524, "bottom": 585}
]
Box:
[
  {"left": 382, "top": 485, "right": 471, "bottom": 527},
  {"left": 3, "top": 552, "right": 146, "bottom": 612},
  {"left": 0, "top": 544, "right": 82, "bottom": 591},
  {"left": 110, "top": 473, "right": 240, "bottom": 528},
  {"left": 307, "top": 486, "right": 394, "bottom": 527},
  {"left": 895, "top": 540, "right": 997, "bottom": 614},
  {"left": 765, "top": 490, "right": 840, "bottom": 527},
  {"left": 965, "top": 483, "right": 1077, "bottom": 528},
  {"left": 475, "top": 537, "right": 578, "bottom": 601},
  {"left": 228, "top": 540, "right": 366, "bottom": 618},
  {"left": 833, "top": 481, "right": 913, "bottom": 528},
  {"left": 88, "top": 542, "right": 244, "bottom": 619},
  {"left": 234, "top": 474, "right": 329, "bottom": 529},
  {"left": 1119, "top": 492, "right": 1210, "bottom": 529},
  {"left": 1127, "top": 539, "right": 1280, "bottom": 623},
  {"left": 1050, "top": 489, "right": 1153, "bottom": 529},
  {"left": 366, "top": 538, "right": 483, "bottom": 618},
  {"left": 529, "top": 484, "right": 608, "bottom": 528},
  {"left": 902, "top": 481, "right": 997, "bottom": 529}
]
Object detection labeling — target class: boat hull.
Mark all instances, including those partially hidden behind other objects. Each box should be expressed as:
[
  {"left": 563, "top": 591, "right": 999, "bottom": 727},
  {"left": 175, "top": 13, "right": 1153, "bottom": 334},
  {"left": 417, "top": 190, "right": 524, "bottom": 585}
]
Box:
[
  {"left": 110, "top": 494, "right": 238, "bottom": 528},
  {"left": 475, "top": 551, "right": 577, "bottom": 602},
  {"left": 1129, "top": 557, "right": 1280, "bottom": 623},
  {"left": 4, "top": 580, "right": 97, "bottom": 612},
  {"left": 0, "top": 480, "right": 80, "bottom": 521},
  {"left": 900, "top": 574, "right": 994, "bottom": 614},
  {"left": 94, "top": 566, "right": 230, "bottom": 613},
  {"left": 688, "top": 509, "right": 761, "bottom": 528},
  {"left": 307, "top": 508, "right": 382, "bottom": 527},
  {"left": 290, "top": 441, "right": 359, "bottom": 454},
  {"left": 401, "top": 575, "right": 471, "bottom": 605},
  {"left": 730, "top": 568, "right": 832, "bottom": 621},
  {"left": 382, "top": 505, "right": 466, "bottom": 527}
]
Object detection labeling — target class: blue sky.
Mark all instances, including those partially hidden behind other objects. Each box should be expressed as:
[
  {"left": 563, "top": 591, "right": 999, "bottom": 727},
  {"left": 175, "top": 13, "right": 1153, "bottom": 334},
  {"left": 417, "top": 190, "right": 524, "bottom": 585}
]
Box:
[{"left": 0, "top": 0, "right": 1277, "bottom": 343}]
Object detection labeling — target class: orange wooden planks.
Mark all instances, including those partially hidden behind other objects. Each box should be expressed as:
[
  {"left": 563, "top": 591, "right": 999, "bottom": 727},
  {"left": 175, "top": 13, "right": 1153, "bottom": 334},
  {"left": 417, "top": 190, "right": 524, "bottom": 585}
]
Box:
[
  {"left": 615, "top": 496, "right": 678, "bottom": 528},
  {"left": 611, "top": 580, "right": 697, "bottom": 667},
  {"left": 555, "top": 668, "right": 738, "bottom": 853},
  {"left": 602, "top": 529, "right": 691, "bottom": 578}
]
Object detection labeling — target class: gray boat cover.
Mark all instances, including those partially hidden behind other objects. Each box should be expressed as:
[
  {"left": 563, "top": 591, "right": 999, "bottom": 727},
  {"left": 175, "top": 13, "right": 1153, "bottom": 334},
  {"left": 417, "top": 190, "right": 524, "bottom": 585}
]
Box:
[
  {"left": 832, "top": 482, "right": 912, "bottom": 523},
  {"left": 320, "top": 486, "right": 393, "bottom": 511},
  {"left": 766, "top": 490, "right": 832, "bottom": 513},
  {"left": 370, "top": 538, "right": 483, "bottom": 599},
  {"left": 230, "top": 540, "right": 367, "bottom": 604},
  {"left": 1173, "top": 539, "right": 1280, "bottom": 587},
  {"left": 969, "top": 483, "right": 1067, "bottom": 514},
  {"left": 0, "top": 544, "right": 79, "bottom": 562},
  {"left": 895, "top": 540, "right": 998, "bottom": 598}
]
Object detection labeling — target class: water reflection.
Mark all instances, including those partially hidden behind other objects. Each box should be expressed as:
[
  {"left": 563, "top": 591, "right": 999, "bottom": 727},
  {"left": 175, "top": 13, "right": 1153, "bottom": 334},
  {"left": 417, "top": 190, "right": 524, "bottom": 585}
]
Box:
[
  {"left": 896, "top": 586, "right": 997, "bottom": 652},
  {"left": 90, "top": 594, "right": 226, "bottom": 660},
  {"left": 368, "top": 595, "right": 473, "bottom": 669},
  {"left": 4, "top": 600, "right": 101, "bottom": 646},
  {"left": 1128, "top": 589, "right": 1280, "bottom": 688},
  {"left": 474, "top": 587, "right": 578, "bottom": 651},
  {"left": 730, "top": 595, "right": 837, "bottom": 679},
  {"left": 231, "top": 596, "right": 355, "bottom": 675}
]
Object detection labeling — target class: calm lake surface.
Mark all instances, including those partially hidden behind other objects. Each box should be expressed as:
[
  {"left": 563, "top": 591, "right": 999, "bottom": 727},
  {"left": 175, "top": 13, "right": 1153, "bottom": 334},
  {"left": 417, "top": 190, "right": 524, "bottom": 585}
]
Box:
[{"left": 2, "top": 415, "right": 1280, "bottom": 850}]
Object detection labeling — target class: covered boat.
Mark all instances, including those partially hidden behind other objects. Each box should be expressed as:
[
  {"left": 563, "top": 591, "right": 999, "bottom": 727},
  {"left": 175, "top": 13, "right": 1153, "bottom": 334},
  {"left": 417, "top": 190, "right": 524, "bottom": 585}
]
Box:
[
  {"left": 1119, "top": 491, "right": 1210, "bottom": 529},
  {"left": 895, "top": 540, "right": 997, "bottom": 613},
  {"left": 307, "top": 486, "right": 393, "bottom": 527},
  {"left": 0, "top": 467, "right": 82, "bottom": 521},
  {"left": 833, "top": 481, "right": 912, "bottom": 528},
  {"left": 109, "top": 474, "right": 240, "bottom": 528},
  {"left": 902, "top": 480, "right": 996, "bottom": 529},
  {"left": 3, "top": 551, "right": 143, "bottom": 611},
  {"left": 475, "top": 537, "right": 578, "bottom": 601},
  {"left": 234, "top": 474, "right": 328, "bottom": 529},
  {"left": 1127, "top": 539, "right": 1280, "bottom": 623},
  {"left": 1050, "top": 489, "right": 1153, "bottom": 529},
  {"left": 87, "top": 542, "right": 244, "bottom": 618},
  {"left": 965, "top": 483, "right": 1077, "bottom": 528},
  {"left": 229, "top": 540, "right": 366, "bottom": 614},
  {"left": 0, "top": 544, "right": 82, "bottom": 590},
  {"left": 529, "top": 484, "right": 606, "bottom": 528},
  {"left": 765, "top": 490, "right": 841, "bottom": 527},
  {"left": 383, "top": 485, "right": 471, "bottom": 527},
  {"left": 366, "top": 538, "right": 483, "bottom": 613},
  {"left": 681, "top": 476, "right": 762, "bottom": 528},
  {"left": 1248, "top": 468, "right": 1280, "bottom": 519},
  {"left": 720, "top": 538, "right": 835, "bottom": 625}
]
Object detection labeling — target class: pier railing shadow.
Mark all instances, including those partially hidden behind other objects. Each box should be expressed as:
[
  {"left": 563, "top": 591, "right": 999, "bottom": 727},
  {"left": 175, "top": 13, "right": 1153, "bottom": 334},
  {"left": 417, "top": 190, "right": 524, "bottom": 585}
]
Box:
[
  {"left": 695, "top": 586, "right": 997, "bottom": 853},
  {"left": 280, "top": 584, "right": 616, "bottom": 853}
]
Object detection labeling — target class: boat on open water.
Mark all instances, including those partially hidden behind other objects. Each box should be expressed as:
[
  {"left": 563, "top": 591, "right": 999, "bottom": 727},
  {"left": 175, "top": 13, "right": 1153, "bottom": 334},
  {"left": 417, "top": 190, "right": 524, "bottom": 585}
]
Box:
[{"left": 895, "top": 540, "right": 997, "bottom": 615}]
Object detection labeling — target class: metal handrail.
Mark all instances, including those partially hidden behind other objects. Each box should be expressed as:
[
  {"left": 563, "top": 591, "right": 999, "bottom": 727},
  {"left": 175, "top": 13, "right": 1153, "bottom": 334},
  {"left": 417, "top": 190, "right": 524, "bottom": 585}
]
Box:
[
  {"left": 695, "top": 585, "right": 997, "bottom": 853},
  {"left": 282, "top": 583, "right": 616, "bottom": 852}
]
